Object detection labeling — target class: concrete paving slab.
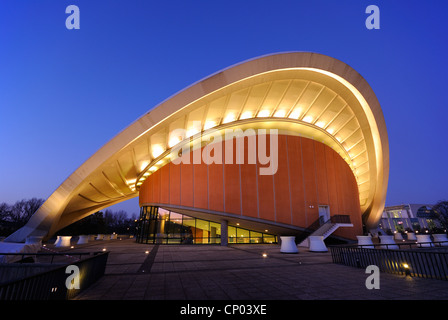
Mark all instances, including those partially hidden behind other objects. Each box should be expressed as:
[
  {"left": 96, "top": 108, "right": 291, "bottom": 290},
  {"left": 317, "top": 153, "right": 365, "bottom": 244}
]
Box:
[{"left": 44, "top": 238, "right": 448, "bottom": 302}]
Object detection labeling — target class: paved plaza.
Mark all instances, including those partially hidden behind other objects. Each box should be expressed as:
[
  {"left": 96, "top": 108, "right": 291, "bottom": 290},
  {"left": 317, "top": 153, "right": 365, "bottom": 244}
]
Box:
[{"left": 43, "top": 238, "right": 448, "bottom": 301}]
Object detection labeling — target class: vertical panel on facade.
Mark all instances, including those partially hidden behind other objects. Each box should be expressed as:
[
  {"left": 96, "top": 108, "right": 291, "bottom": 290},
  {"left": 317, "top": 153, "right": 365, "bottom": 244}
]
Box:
[
  {"left": 169, "top": 162, "right": 181, "bottom": 206},
  {"left": 344, "top": 161, "right": 361, "bottom": 227},
  {"left": 342, "top": 162, "right": 354, "bottom": 216},
  {"left": 147, "top": 174, "right": 154, "bottom": 204},
  {"left": 239, "top": 136, "right": 258, "bottom": 218},
  {"left": 138, "top": 177, "right": 148, "bottom": 206},
  {"left": 193, "top": 162, "right": 208, "bottom": 210},
  {"left": 333, "top": 158, "right": 363, "bottom": 239},
  {"left": 349, "top": 167, "right": 363, "bottom": 235},
  {"left": 334, "top": 154, "right": 347, "bottom": 215},
  {"left": 324, "top": 147, "right": 340, "bottom": 215},
  {"left": 274, "top": 135, "right": 292, "bottom": 224},
  {"left": 257, "top": 134, "right": 275, "bottom": 221},
  {"left": 208, "top": 142, "right": 224, "bottom": 212},
  {"left": 152, "top": 169, "right": 161, "bottom": 204},
  {"left": 301, "top": 138, "right": 318, "bottom": 226},
  {"left": 287, "top": 136, "right": 306, "bottom": 227},
  {"left": 160, "top": 164, "right": 170, "bottom": 204},
  {"left": 223, "top": 138, "right": 241, "bottom": 215},
  {"left": 180, "top": 152, "right": 194, "bottom": 207},
  {"left": 314, "top": 141, "right": 329, "bottom": 206}
]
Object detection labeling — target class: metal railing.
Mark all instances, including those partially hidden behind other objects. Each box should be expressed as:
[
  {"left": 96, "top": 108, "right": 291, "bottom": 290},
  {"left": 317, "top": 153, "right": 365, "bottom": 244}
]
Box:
[
  {"left": 0, "top": 251, "right": 94, "bottom": 264},
  {"left": 330, "top": 242, "right": 448, "bottom": 280},
  {"left": 296, "top": 215, "right": 352, "bottom": 244},
  {"left": 0, "top": 251, "right": 109, "bottom": 300},
  {"left": 307, "top": 215, "right": 351, "bottom": 231}
]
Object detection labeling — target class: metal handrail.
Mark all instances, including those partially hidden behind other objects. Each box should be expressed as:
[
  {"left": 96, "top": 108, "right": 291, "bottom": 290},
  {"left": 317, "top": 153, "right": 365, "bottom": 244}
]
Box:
[
  {"left": 334, "top": 240, "right": 448, "bottom": 250},
  {"left": 307, "top": 215, "right": 351, "bottom": 231},
  {"left": 0, "top": 251, "right": 109, "bottom": 300},
  {"left": 0, "top": 251, "right": 104, "bottom": 264},
  {"left": 329, "top": 215, "right": 351, "bottom": 224},
  {"left": 329, "top": 241, "right": 448, "bottom": 281}
]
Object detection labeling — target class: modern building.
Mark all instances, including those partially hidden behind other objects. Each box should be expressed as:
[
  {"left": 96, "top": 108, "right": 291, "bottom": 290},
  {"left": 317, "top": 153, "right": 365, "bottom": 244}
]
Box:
[
  {"left": 378, "top": 204, "right": 444, "bottom": 234},
  {"left": 5, "top": 52, "right": 389, "bottom": 246}
]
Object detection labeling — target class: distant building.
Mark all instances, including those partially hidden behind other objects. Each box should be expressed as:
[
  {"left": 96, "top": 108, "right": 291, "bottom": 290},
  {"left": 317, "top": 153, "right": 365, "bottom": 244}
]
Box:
[{"left": 378, "top": 204, "right": 445, "bottom": 234}]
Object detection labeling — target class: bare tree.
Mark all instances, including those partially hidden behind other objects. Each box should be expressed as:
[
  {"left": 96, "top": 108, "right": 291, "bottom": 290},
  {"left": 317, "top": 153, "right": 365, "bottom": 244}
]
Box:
[
  {"left": 8, "top": 198, "right": 45, "bottom": 227},
  {"left": 433, "top": 200, "right": 448, "bottom": 229},
  {"left": 0, "top": 202, "right": 11, "bottom": 221}
]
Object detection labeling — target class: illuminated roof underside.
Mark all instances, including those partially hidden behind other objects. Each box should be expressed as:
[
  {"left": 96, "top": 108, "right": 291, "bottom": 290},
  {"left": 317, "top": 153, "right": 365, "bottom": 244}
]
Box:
[{"left": 6, "top": 52, "right": 389, "bottom": 242}]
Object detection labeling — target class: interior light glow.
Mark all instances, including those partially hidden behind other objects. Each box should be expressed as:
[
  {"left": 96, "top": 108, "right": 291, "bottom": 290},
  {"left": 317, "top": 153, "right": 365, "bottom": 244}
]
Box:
[
  {"left": 140, "top": 161, "right": 150, "bottom": 172},
  {"left": 274, "top": 110, "right": 286, "bottom": 117},
  {"left": 315, "top": 121, "right": 326, "bottom": 128},
  {"left": 168, "top": 134, "right": 183, "bottom": 148},
  {"left": 152, "top": 144, "right": 165, "bottom": 158},
  {"left": 240, "top": 111, "right": 253, "bottom": 119},
  {"left": 289, "top": 108, "right": 302, "bottom": 119},
  {"left": 223, "top": 113, "right": 236, "bottom": 123},
  {"left": 257, "top": 110, "right": 270, "bottom": 118},
  {"left": 303, "top": 115, "right": 313, "bottom": 123},
  {"left": 204, "top": 121, "right": 217, "bottom": 130},
  {"left": 186, "top": 127, "right": 200, "bottom": 138}
]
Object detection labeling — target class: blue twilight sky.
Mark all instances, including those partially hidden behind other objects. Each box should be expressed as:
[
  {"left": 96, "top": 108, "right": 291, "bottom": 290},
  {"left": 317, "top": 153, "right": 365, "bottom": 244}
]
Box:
[{"left": 0, "top": 0, "right": 447, "bottom": 217}]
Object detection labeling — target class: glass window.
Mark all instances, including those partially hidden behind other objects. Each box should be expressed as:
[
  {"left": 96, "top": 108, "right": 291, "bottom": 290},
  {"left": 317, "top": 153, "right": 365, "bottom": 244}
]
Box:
[
  {"left": 228, "top": 226, "right": 237, "bottom": 243},
  {"left": 250, "top": 231, "right": 263, "bottom": 243},
  {"left": 182, "top": 216, "right": 195, "bottom": 243},
  {"left": 210, "top": 222, "right": 221, "bottom": 244},
  {"left": 237, "top": 228, "right": 250, "bottom": 243},
  {"left": 136, "top": 206, "right": 278, "bottom": 245},
  {"left": 167, "top": 212, "right": 183, "bottom": 237},
  {"left": 170, "top": 212, "right": 183, "bottom": 223},
  {"left": 158, "top": 208, "right": 170, "bottom": 220},
  {"left": 195, "top": 219, "right": 210, "bottom": 244},
  {"left": 263, "top": 234, "right": 276, "bottom": 244}
]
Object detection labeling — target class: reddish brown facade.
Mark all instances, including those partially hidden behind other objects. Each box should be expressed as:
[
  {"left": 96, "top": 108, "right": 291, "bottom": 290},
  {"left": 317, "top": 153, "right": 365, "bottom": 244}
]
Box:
[{"left": 139, "top": 135, "right": 362, "bottom": 240}]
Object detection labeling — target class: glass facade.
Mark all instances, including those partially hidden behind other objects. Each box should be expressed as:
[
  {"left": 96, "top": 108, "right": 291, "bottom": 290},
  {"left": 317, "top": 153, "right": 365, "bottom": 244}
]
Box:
[{"left": 136, "top": 206, "right": 277, "bottom": 245}]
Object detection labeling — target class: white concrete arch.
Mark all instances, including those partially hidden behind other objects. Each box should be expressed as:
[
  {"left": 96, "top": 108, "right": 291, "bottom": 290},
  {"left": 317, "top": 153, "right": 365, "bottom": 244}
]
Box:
[{"left": 6, "top": 52, "right": 389, "bottom": 242}]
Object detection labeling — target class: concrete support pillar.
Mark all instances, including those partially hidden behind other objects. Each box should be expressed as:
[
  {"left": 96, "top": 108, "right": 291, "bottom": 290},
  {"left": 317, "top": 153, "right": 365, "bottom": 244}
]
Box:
[{"left": 221, "top": 220, "right": 228, "bottom": 246}]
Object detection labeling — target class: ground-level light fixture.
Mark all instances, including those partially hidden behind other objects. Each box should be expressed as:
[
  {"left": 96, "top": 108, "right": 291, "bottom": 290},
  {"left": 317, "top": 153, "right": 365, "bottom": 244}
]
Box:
[{"left": 402, "top": 263, "right": 411, "bottom": 276}]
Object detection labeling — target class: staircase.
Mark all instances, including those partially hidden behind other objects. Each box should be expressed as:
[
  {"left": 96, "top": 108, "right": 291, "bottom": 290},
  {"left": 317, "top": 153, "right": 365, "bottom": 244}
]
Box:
[{"left": 298, "top": 215, "right": 353, "bottom": 247}]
